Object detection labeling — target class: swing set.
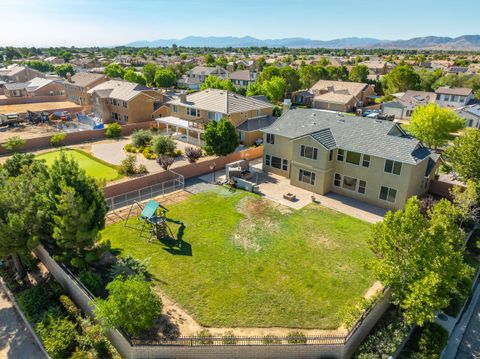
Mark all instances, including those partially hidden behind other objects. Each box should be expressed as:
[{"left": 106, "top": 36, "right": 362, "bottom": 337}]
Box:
[{"left": 124, "top": 200, "right": 174, "bottom": 242}]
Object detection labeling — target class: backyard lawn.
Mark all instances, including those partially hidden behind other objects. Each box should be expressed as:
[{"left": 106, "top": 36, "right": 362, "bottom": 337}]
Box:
[
  {"left": 103, "top": 189, "right": 375, "bottom": 329},
  {"left": 37, "top": 148, "right": 121, "bottom": 182}
]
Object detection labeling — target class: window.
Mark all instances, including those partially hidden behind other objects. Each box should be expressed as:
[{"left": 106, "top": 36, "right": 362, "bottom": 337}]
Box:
[
  {"left": 187, "top": 107, "right": 200, "bottom": 117},
  {"left": 256, "top": 109, "right": 261, "bottom": 117},
  {"left": 346, "top": 151, "right": 361, "bottom": 165},
  {"left": 362, "top": 155, "right": 370, "bottom": 168},
  {"left": 123, "top": 101, "right": 128, "bottom": 108},
  {"left": 384, "top": 160, "right": 402, "bottom": 175},
  {"left": 334, "top": 173, "right": 341, "bottom": 186},
  {"left": 443, "top": 95, "right": 450, "bottom": 102},
  {"left": 112, "top": 99, "right": 118, "bottom": 106},
  {"left": 358, "top": 180, "right": 366, "bottom": 194},
  {"left": 452, "top": 95, "right": 459, "bottom": 102},
  {"left": 172, "top": 105, "right": 178, "bottom": 113},
  {"left": 337, "top": 149, "right": 345, "bottom": 161},
  {"left": 124, "top": 115, "right": 129, "bottom": 122},
  {"left": 265, "top": 154, "right": 271, "bottom": 166},
  {"left": 299, "top": 169, "right": 316, "bottom": 185},
  {"left": 329, "top": 150, "right": 333, "bottom": 161},
  {"left": 380, "top": 186, "right": 397, "bottom": 203},
  {"left": 208, "top": 111, "right": 215, "bottom": 121},
  {"left": 271, "top": 156, "right": 282, "bottom": 169},
  {"left": 282, "top": 159, "right": 288, "bottom": 171},
  {"left": 266, "top": 133, "right": 275, "bottom": 144},
  {"left": 459, "top": 96, "right": 465, "bottom": 103},
  {"left": 342, "top": 176, "right": 357, "bottom": 191},
  {"left": 406, "top": 109, "right": 413, "bottom": 117},
  {"left": 300, "top": 145, "right": 318, "bottom": 160}
]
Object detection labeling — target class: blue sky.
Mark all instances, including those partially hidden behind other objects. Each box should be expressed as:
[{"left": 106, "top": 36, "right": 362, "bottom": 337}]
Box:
[{"left": 1, "top": 0, "right": 478, "bottom": 46}]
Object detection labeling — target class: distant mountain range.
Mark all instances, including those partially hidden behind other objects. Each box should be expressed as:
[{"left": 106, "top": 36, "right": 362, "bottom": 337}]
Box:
[{"left": 126, "top": 35, "right": 480, "bottom": 50}]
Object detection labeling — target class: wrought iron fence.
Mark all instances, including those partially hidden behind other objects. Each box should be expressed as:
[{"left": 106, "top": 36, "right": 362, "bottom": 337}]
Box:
[{"left": 105, "top": 171, "right": 184, "bottom": 211}]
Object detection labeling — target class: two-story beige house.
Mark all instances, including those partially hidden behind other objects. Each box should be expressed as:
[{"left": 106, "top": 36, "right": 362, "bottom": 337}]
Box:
[
  {"left": 261, "top": 108, "right": 440, "bottom": 210},
  {"left": 166, "top": 89, "right": 275, "bottom": 146},
  {"left": 64, "top": 72, "right": 108, "bottom": 108},
  {"left": 87, "top": 79, "right": 164, "bottom": 124},
  {"left": 177, "top": 66, "right": 229, "bottom": 90},
  {"left": 0, "top": 65, "right": 45, "bottom": 83}
]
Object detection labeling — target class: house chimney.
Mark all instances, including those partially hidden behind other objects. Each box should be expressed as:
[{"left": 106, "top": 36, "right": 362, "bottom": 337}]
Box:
[
  {"left": 66, "top": 72, "right": 72, "bottom": 82},
  {"left": 179, "top": 91, "right": 187, "bottom": 104},
  {"left": 282, "top": 99, "right": 292, "bottom": 113}
]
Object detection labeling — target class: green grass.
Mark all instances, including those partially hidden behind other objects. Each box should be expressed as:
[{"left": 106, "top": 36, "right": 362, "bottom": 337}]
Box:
[
  {"left": 36, "top": 148, "right": 121, "bottom": 182},
  {"left": 103, "top": 189, "right": 375, "bottom": 329}
]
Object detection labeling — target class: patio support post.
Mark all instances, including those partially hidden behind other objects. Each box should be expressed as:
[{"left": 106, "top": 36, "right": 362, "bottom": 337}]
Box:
[
  {"left": 197, "top": 132, "right": 201, "bottom": 145},
  {"left": 166, "top": 124, "right": 169, "bottom": 135},
  {"left": 186, "top": 129, "right": 190, "bottom": 143}
]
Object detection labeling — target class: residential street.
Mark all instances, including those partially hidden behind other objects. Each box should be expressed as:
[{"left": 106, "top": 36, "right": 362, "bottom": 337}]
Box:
[
  {"left": 456, "top": 296, "right": 480, "bottom": 359},
  {"left": 0, "top": 285, "right": 47, "bottom": 359}
]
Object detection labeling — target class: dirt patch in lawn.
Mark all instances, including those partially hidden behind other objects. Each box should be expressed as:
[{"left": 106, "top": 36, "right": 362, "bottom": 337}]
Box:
[{"left": 231, "top": 197, "right": 291, "bottom": 252}]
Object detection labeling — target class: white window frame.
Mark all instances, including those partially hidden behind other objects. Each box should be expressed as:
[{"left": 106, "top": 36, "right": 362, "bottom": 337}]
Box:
[
  {"left": 379, "top": 186, "right": 397, "bottom": 203},
  {"left": 384, "top": 159, "right": 402, "bottom": 175},
  {"left": 337, "top": 149, "right": 345, "bottom": 161},
  {"left": 266, "top": 133, "right": 275, "bottom": 144},
  {"left": 300, "top": 145, "right": 318, "bottom": 160},
  {"left": 299, "top": 169, "right": 316, "bottom": 185}
]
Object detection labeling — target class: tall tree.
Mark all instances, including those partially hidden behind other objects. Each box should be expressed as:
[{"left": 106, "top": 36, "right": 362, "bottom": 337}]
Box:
[
  {"left": 279, "top": 66, "right": 301, "bottom": 95},
  {"left": 154, "top": 68, "right": 176, "bottom": 88},
  {"left": 382, "top": 64, "right": 420, "bottom": 94},
  {"left": 204, "top": 118, "right": 238, "bottom": 156},
  {"left": 368, "top": 197, "right": 471, "bottom": 325},
  {"left": 104, "top": 63, "right": 126, "bottom": 79},
  {"left": 444, "top": 128, "right": 480, "bottom": 181},
  {"left": 409, "top": 103, "right": 464, "bottom": 149},
  {"left": 348, "top": 64, "right": 369, "bottom": 83},
  {"left": 200, "top": 75, "right": 235, "bottom": 91},
  {"left": 123, "top": 68, "right": 147, "bottom": 85},
  {"left": 55, "top": 64, "right": 75, "bottom": 78},
  {"left": 262, "top": 76, "right": 286, "bottom": 102},
  {"left": 142, "top": 63, "right": 158, "bottom": 86}
]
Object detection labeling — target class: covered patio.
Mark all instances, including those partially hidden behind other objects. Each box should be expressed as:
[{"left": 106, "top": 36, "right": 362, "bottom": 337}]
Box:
[{"left": 155, "top": 116, "right": 204, "bottom": 146}]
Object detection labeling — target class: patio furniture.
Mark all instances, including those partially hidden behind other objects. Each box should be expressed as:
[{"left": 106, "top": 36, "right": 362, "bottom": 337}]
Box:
[{"left": 283, "top": 193, "right": 297, "bottom": 201}]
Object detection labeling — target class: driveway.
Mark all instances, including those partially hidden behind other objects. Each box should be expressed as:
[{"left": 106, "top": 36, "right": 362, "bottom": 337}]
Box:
[{"left": 0, "top": 285, "right": 47, "bottom": 359}]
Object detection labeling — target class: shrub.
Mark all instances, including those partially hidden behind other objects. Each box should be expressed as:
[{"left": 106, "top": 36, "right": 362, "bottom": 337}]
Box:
[
  {"left": 36, "top": 311, "right": 78, "bottom": 359},
  {"left": 185, "top": 147, "right": 202, "bottom": 163},
  {"left": 124, "top": 143, "right": 137, "bottom": 153},
  {"left": 118, "top": 154, "right": 147, "bottom": 176},
  {"left": 131, "top": 129, "right": 153, "bottom": 148},
  {"left": 417, "top": 323, "right": 449, "bottom": 357},
  {"left": 50, "top": 133, "right": 66, "bottom": 147},
  {"left": 78, "top": 271, "right": 102, "bottom": 296},
  {"left": 158, "top": 155, "right": 175, "bottom": 170},
  {"left": 17, "top": 285, "right": 52, "bottom": 322},
  {"left": 286, "top": 331, "right": 307, "bottom": 344},
  {"left": 105, "top": 122, "right": 123, "bottom": 139},
  {"left": 108, "top": 255, "right": 150, "bottom": 280},
  {"left": 263, "top": 335, "right": 281, "bottom": 344},
  {"left": 142, "top": 147, "right": 157, "bottom": 160},
  {"left": 94, "top": 275, "right": 162, "bottom": 337},
  {"left": 174, "top": 149, "right": 183, "bottom": 157},
  {"left": 222, "top": 330, "right": 237, "bottom": 344},
  {"left": 2, "top": 136, "right": 26, "bottom": 152},
  {"left": 196, "top": 329, "right": 213, "bottom": 345},
  {"left": 151, "top": 135, "right": 176, "bottom": 156},
  {"left": 59, "top": 295, "right": 81, "bottom": 321}
]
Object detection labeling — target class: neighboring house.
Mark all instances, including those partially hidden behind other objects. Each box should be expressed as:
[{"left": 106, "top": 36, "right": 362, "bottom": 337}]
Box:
[
  {"left": 167, "top": 88, "right": 274, "bottom": 146},
  {"left": 292, "top": 90, "right": 314, "bottom": 106},
  {"left": 44, "top": 56, "right": 65, "bottom": 65},
  {"left": 447, "top": 66, "right": 469, "bottom": 75},
  {"left": 382, "top": 90, "right": 436, "bottom": 120},
  {"left": 226, "top": 60, "right": 255, "bottom": 72},
  {"left": 64, "top": 72, "right": 108, "bottom": 107},
  {"left": 261, "top": 108, "right": 439, "bottom": 210},
  {"left": 0, "top": 65, "right": 45, "bottom": 83},
  {"left": 177, "top": 66, "right": 229, "bottom": 90},
  {"left": 435, "top": 87, "right": 475, "bottom": 108},
  {"left": 3, "top": 77, "right": 65, "bottom": 98},
  {"left": 456, "top": 104, "right": 480, "bottom": 129},
  {"left": 228, "top": 70, "right": 257, "bottom": 88},
  {"left": 308, "top": 80, "right": 376, "bottom": 112},
  {"left": 360, "top": 60, "right": 390, "bottom": 76},
  {"left": 87, "top": 79, "right": 164, "bottom": 124}
]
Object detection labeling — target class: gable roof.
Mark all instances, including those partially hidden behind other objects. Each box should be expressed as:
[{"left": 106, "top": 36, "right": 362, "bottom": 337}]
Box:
[
  {"left": 229, "top": 70, "right": 252, "bottom": 81},
  {"left": 167, "top": 89, "right": 273, "bottom": 114},
  {"left": 314, "top": 92, "right": 356, "bottom": 105},
  {"left": 435, "top": 87, "right": 473, "bottom": 96},
  {"left": 399, "top": 90, "right": 436, "bottom": 106},
  {"left": 68, "top": 72, "right": 106, "bottom": 88},
  {"left": 87, "top": 79, "right": 155, "bottom": 102},
  {"left": 262, "top": 108, "right": 433, "bottom": 165}
]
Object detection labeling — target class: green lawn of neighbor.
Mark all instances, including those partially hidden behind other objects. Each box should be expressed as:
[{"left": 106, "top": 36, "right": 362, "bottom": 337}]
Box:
[
  {"left": 37, "top": 148, "right": 121, "bottom": 182},
  {"left": 103, "top": 189, "right": 375, "bottom": 329}
]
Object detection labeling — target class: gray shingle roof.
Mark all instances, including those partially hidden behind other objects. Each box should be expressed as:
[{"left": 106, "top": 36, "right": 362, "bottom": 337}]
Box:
[
  {"left": 310, "top": 128, "right": 336, "bottom": 149},
  {"left": 236, "top": 115, "right": 277, "bottom": 132},
  {"left": 262, "top": 108, "right": 433, "bottom": 165}
]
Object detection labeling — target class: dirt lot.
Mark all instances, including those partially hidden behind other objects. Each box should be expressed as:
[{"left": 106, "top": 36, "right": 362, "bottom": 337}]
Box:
[
  {"left": 0, "top": 101, "right": 82, "bottom": 115},
  {"left": 0, "top": 123, "right": 62, "bottom": 142}
]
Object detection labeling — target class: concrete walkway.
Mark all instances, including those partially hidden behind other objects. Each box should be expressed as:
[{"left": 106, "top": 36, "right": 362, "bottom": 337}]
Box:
[{"left": 0, "top": 285, "right": 47, "bottom": 359}]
